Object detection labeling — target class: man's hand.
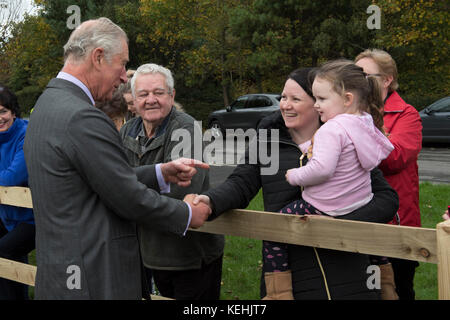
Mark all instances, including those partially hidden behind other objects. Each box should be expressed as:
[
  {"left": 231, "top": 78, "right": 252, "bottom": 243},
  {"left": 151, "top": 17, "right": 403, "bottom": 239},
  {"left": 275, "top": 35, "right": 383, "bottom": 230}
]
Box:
[
  {"left": 161, "top": 158, "right": 209, "bottom": 187},
  {"left": 192, "top": 194, "right": 212, "bottom": 209},
  {"left": 184, "top": 194, "right": 211, "bottom": 228}
]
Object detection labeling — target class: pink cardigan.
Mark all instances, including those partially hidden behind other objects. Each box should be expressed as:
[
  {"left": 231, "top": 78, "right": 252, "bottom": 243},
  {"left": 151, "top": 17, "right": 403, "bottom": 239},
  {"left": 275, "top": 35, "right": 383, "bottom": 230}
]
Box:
[{"left": 287, "top": 113, "right": 394, "bottom": 215}]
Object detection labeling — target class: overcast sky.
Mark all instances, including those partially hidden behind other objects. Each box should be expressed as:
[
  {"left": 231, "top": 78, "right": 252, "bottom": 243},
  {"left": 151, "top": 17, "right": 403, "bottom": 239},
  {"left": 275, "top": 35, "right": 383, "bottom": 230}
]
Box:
[{"left": 0, "top": 0, "right": 38, "bottom": 26}]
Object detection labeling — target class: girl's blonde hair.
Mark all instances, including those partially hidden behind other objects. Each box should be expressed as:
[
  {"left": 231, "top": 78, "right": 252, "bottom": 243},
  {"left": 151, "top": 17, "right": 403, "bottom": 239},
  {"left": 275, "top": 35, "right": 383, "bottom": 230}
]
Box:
[{"left": 315, "top": 59, "right": 385, "bottom": 133}]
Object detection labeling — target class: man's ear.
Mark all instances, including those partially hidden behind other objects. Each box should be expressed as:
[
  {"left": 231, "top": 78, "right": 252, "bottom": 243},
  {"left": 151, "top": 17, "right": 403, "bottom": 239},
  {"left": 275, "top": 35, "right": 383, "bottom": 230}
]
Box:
[{"left": 91, "top": 47, "right": 105, "bottom": 71}]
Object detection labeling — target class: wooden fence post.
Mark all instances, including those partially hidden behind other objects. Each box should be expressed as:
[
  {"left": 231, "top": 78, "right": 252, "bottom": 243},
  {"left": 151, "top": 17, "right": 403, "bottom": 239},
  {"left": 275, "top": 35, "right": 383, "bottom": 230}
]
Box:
[{"left": 437, "top": 219, "right": 450, "bottom": 299}]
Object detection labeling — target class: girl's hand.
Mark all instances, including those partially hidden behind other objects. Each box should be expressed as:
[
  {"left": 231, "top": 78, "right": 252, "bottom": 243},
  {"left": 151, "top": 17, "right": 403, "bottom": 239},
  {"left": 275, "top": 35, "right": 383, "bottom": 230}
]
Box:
[
  {"left": 285, "top": 169, "right": 293, "bottom": 184},
  {"left": 443, "top": 208, "right": 450, "bottom": 221}
]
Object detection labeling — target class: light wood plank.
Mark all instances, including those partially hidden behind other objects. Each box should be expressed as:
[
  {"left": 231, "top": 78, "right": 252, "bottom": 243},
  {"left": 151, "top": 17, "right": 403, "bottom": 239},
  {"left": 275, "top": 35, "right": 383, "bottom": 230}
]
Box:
[
  {"left": 0, "top": 257, "right": 36, "bottom": 286},
  {"left": 0, "top": 186, "right": 33, "bottom": 209},
  {"left": 195, "top": 209, "right": 438, "bottom": 263},
  {"left": 150, "top": 294, "right": 173, "bottom": 300},
  {"left": 0, "top": 186, "right": 444, "bottom": 297},
  {"left": 437, "top": 219, "right": 450, "bottom": 299}
]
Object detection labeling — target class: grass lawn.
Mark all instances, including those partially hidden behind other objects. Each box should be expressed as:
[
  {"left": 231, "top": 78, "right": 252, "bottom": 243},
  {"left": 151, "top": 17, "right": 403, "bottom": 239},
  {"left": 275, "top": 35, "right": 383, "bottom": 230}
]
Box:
[
  {"left": 220, "top": 182, "right": 450, "bottom": 300},
  {"left": 414, "top": 182, "right": 450, "bottom": 300}
]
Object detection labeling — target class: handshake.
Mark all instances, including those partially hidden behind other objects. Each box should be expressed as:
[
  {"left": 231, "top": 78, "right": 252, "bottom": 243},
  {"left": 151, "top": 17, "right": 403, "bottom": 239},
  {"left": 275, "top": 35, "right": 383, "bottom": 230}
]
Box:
[
  {"left": 184, "top": 193, "right": 212, "bottom": 229},
  {"left": 158, "top": 157, "right": 213, "bottom": 229}
]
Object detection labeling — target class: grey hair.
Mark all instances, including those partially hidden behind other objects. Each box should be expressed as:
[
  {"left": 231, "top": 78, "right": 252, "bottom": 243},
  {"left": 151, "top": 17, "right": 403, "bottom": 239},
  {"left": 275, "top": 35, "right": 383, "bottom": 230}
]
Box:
[
  {"left": 63, "top": 17, "right": 128, "bottom": 64},
  {"left": 131, "top": 63, "right": 175, "bottom": 98}
]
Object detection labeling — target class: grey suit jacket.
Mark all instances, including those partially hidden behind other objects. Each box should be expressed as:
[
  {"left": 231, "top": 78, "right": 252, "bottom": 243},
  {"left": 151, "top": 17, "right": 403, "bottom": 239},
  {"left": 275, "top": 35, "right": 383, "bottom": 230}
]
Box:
[{"left": 23, "top": 78, "right": 189, "bottom": 299}]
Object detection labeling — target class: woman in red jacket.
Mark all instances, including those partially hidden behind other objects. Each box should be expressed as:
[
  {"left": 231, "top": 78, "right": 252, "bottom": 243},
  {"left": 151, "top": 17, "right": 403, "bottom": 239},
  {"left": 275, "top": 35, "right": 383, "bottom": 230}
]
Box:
[{"left": 356, "top": 49, "right": 422, "bottom": 300}]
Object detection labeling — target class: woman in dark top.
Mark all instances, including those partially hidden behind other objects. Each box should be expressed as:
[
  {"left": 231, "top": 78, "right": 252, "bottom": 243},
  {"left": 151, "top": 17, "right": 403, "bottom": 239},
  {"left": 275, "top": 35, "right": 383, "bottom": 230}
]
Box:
[{"left": 192, "top": 68, "right": 399, "bottom": 300}]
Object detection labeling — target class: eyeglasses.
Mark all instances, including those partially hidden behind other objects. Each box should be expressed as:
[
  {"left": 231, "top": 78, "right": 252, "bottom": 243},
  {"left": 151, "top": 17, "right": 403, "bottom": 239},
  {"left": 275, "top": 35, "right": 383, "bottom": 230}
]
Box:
[{"left": 366, "top": 73, "right": 385, "bottom": 78}]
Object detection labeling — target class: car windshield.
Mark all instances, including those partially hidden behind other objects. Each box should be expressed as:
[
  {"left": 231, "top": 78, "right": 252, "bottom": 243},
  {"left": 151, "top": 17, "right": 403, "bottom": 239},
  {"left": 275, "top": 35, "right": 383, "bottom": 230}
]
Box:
[{"left": 428, "top": 97, "right": 450, "bottom": 112}]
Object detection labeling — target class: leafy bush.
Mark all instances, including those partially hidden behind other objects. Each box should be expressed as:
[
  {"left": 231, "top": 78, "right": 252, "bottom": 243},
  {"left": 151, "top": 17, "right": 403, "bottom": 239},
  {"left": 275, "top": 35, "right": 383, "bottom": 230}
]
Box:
[{"left": 16, "top": 85, "right": 42, "bottom": 116}]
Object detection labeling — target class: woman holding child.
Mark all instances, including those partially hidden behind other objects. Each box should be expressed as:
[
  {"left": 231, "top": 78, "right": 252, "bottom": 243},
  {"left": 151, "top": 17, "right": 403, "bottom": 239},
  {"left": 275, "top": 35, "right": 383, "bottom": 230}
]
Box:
[{"left": 192, "top": 62, "right": 399, "bottom": 300}]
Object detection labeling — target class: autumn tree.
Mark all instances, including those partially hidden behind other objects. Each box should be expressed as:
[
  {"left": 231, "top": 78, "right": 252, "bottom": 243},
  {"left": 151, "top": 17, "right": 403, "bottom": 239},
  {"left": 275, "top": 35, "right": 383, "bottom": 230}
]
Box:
[
  {"left": 135, "top": 0, "right": 244, "bottom": 111},
  {"left": 2, "top": 14, "right": 61, "bottom": 112},
  {"left": 228, "top": 0, "right": 376, "bottom": 94},
  {"left": 0, "top": 0, "right": 37, "bottom": 83},
  {"left": 177, "top": 0, "right": 244, "bottom": 106},
  {"left": 374, "top": 0, "right": 449, "bottom": 107}
]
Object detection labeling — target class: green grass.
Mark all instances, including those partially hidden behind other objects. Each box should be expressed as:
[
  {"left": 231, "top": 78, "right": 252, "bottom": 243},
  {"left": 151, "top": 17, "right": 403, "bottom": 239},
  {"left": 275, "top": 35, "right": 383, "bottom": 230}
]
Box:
[
  {"left": 219, "top": 192, "right": 263, "bottom": 300},
  {"left": 414, "top": 182, "right": 450, "bottom": 300},
  {"left": 25, "top": 182, "right": 449, "bottom": 300},
  {"left": 220, "top": 182, "right": 450, "bottom": 300}
]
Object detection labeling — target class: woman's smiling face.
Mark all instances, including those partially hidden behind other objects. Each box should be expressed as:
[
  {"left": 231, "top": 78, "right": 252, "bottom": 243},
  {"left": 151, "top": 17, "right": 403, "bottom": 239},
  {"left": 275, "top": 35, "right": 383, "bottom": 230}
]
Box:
[
  {"left": 279, "top": 79, "right": 318, "bottom": 130},
  {"left": 0, "top": 105, "right": 15, "bottom": 132}
]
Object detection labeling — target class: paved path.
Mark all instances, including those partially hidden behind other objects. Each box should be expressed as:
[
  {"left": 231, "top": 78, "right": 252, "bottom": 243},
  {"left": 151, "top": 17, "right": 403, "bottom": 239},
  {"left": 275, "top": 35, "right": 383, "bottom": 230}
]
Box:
[{"left": 418, "top": 146, "right": 450, "bottom": 184}]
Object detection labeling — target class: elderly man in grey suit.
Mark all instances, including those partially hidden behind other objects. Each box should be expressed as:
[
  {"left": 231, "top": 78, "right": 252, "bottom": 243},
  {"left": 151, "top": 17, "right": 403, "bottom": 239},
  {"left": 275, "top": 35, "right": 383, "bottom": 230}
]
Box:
[{"left": 23, "top": 17, "right": 211, "bottom": 300}]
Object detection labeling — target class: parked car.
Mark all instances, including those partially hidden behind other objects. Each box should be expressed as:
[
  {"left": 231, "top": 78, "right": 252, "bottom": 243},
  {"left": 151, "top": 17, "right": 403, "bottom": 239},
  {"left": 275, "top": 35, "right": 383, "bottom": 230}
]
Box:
[
  {"left": 419, "top": 96, "right": 450, "bottom": 144},
  {"left": 207, "top": 94, "right": 281, "bottom": 133}
]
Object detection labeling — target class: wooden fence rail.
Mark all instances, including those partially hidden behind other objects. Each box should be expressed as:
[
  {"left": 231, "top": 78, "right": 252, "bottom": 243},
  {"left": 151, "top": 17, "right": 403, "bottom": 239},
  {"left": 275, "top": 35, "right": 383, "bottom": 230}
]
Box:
[{"left": 1, "top": 186, "right": 450, "bottom": 299}]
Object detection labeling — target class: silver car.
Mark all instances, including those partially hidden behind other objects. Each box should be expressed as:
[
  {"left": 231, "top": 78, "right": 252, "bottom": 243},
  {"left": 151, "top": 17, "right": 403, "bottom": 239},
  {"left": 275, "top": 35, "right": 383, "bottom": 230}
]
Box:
[
  {"left": 419, "top": 96, "right": 450, "bottom": 144},
  {"left": 208, "top": 93, "right": 281, "bottom": 133}
]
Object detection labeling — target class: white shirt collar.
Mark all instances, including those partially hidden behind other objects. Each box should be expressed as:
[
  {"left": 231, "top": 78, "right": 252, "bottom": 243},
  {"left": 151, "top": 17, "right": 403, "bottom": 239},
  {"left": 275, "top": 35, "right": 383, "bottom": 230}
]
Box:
[{"left": 57, "top": 71, "right": 96, "bottom": 106}]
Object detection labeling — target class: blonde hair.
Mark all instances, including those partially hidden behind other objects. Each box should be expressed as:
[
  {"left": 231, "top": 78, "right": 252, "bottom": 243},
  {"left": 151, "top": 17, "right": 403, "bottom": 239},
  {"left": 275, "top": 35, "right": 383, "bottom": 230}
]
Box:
[
  {"left": 315, "top": 59, "right": 385, "bottom": 133},
  {"left": 355, "top": 49, "right": 399, "bottom": 92}
]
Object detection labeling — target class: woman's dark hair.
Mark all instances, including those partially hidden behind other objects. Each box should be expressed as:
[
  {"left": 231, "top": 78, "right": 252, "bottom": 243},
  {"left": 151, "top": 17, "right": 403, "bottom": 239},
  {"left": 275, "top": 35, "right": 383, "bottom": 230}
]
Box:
[
  {"left": 287, "top": 67, "right": 316, "bottom": 99},
  {"left": 287, "top": 67, "right": 323, "bottom": 129},
  {"left": 96, "top": 90, "right": 128, "bottom": 120},
  {"left": 0, "top": 84, "right": 21, "bottom": 118}
]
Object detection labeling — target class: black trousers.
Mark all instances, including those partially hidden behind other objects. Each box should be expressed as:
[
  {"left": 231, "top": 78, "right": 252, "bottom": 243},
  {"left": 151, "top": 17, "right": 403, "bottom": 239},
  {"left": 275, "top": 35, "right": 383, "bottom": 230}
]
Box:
[
  {"left": 149, "top": 255, "right": 223, "bottom": 300},
  {"left": 0, "top": 220, "right": 35, "bottom": 300},
  {"left": 390, "top": 257, "right": 419, "bottom": 300}
]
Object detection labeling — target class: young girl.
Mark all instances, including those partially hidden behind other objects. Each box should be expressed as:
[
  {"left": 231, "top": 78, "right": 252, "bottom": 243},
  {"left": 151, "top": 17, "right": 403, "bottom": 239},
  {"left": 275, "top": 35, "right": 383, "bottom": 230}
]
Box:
[{"left": 262, "top": 60, "right": 394, "bottom": 300}]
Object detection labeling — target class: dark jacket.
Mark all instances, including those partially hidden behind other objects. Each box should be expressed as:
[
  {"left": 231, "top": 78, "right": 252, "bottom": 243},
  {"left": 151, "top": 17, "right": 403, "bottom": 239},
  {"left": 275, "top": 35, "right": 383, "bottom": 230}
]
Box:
[
  {"left": 120, "top": 108, "right": 224, "bottom": 270},
  {"left": 24, "top": 78, "right": 190, "bottom": 299},
  {"left": 205, "top": 110, "right": 399, "bottom": 300}
]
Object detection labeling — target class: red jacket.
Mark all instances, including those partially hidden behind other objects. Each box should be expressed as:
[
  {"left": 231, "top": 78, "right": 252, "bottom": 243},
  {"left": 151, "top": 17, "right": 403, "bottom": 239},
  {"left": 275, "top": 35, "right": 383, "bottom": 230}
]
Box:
[{"left": 379, "top": 91, "right": 422, "bottom": 227}]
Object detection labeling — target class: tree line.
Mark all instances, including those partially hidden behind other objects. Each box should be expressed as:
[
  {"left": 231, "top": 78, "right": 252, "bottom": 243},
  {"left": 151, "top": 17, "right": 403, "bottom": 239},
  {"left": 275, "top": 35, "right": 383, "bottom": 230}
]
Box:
[{"left": 0, "top": 0, "right": 448, "bottom": 123}]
